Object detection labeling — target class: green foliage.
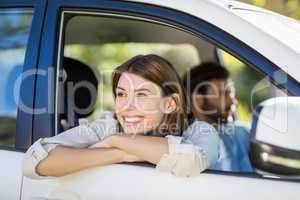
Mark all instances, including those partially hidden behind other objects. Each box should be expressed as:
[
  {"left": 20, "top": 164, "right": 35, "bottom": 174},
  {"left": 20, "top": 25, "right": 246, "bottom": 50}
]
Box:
[{"left": 242, "top": 0, "right": 300, "bottom": 20}]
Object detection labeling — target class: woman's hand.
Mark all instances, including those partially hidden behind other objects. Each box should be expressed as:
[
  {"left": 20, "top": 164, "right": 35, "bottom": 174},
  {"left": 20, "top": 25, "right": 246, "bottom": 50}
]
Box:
[
  {"left": 89, "top": 135, "right": 144, "bottom": 162},
  {"left": 102, "top": 134, "right": 169, "bottom": 164},
  {"left": 89, "top": 134, "right": 120, "bottom": 148},
  {"left": 90, "top": 134, "right": 168, "bottom": 164},
  {"left": 90, "top": 134, "right": 135, "bottom": 148}
]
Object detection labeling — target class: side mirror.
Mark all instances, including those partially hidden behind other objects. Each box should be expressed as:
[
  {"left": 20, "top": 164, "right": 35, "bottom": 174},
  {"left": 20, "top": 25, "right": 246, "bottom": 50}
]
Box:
[{"left": 250, "top": 97, "right": 300, "bottom": 177}]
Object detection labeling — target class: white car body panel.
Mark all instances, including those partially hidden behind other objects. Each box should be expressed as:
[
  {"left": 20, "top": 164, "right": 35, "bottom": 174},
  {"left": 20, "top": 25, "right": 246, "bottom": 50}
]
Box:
[
  {"left": 130, "top": 0, "right": 300, "bottom": 81},
  {"left": 21, "top": 164, "right": 300, "bottom": 200},
  {"left": 0, "top": 150, "right": 23, "bottom": 200}
]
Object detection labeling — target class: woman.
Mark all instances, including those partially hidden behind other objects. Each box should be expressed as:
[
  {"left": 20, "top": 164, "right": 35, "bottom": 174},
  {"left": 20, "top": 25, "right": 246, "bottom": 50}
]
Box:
[{"left": 23, "top": 54, "right": 219, "bottom": 178}]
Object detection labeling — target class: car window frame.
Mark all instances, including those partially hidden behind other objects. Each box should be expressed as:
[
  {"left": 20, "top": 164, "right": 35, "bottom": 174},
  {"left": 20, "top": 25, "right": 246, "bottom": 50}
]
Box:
[
  {"left": 0, "top": 0, "right": 34, "bottom": 7},
  {"left": 33, "top": 0, "right": 300, "bottom": 182}
]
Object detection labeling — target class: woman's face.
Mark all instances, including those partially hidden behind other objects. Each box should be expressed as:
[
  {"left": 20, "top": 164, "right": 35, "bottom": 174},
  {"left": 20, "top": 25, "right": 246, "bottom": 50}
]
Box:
[{"left": 115, "top": 72, "right": 172, "bottom": 134}]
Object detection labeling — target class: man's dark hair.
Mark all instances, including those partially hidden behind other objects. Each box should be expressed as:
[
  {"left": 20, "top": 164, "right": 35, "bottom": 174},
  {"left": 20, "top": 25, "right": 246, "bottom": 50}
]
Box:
[{"left": 183, "top": 62, "right": 230, "bottom": 95}]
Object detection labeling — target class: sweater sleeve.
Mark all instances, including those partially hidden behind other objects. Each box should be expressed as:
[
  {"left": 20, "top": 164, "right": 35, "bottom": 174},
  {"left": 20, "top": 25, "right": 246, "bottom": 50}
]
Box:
[
  {"left": 156, "top": 121, "right": 219, "bottom": 177},
  {"left": 22, "top": 111, "right": 119, "bottom": 179}
]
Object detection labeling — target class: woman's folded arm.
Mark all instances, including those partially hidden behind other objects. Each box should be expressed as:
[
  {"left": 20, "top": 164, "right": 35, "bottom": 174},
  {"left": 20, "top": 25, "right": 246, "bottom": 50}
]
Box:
[
  {"left": 96, "top": 134, "right": 169, "bottom": 164},
  {"left": 92, "top": 121, "right": 219, "bottom": 177},
  {"left": 35, "top": 146, "right": 127, "bottom": 177},
  {"left": 22, "top": 111, "right": 119, "bottom": 179}
]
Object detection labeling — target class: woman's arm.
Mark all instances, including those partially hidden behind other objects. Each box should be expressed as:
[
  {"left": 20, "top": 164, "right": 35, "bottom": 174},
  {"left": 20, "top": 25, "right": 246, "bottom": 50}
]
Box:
[
  {"left": 97, "top": 134, "right": 169, "bottom": 164},
  {"left": 36, "top": 146, "right": 126, "bottom": 177},
  {"left": 97, "top": 121, "right": 219, "bottom": 177},
  {"left": 22, "top": 111, "right": 122, "bottom": 179}
]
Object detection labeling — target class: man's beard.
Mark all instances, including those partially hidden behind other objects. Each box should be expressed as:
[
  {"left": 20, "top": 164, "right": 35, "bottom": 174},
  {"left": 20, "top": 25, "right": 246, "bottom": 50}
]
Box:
[{"left": 201, "top": 97, "right": 233, "bottom": 124}]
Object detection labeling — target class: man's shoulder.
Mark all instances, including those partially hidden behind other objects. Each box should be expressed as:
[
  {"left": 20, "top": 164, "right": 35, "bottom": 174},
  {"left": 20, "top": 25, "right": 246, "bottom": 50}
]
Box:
[
  {"left": 183, "top": 120, "right": 218, "bottom": 137},
  {"left": 220, "top": 121, "right": 251, "bottom": 137},
  {"left": 222, "top": 121, "right": 249, "bottom": 129},
  {"left": 233, "top": 121, "right": 251, "bottom": 133}
]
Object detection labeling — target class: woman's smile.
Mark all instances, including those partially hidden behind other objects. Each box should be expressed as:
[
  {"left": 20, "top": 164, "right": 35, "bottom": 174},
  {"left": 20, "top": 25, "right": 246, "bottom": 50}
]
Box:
[
  {"left": 115, "top": 72, "right": 166, "bottom": 134},
  {"left": 120, "top": 114, "right": 147, "bottom": 134},
  {"left": 122, "top": 115, "right": 144, "bottom": 124}
]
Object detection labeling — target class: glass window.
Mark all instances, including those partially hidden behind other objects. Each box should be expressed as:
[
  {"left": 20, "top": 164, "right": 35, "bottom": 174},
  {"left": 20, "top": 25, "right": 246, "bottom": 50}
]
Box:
[
  {"left": 0, "top": 9, "right": 34, "bottom": 147},
  {"left": 218, "top": 49, "right": 288, "bottom": 123}
]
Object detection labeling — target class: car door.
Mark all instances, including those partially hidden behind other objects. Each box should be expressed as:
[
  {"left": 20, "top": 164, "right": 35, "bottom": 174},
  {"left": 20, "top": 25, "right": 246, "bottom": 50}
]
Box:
[
  {"left": 21, "top": 1, "right": 300, "bottom": 200},
  {"left": 0, "top": 1, "right": 46, "bottom": 200}
]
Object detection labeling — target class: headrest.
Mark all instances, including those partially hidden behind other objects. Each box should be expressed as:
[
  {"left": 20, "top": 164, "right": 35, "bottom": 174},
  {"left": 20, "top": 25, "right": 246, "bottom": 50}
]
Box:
[{"left": 60, "top": 57, "right": 98, "bottom": 120}]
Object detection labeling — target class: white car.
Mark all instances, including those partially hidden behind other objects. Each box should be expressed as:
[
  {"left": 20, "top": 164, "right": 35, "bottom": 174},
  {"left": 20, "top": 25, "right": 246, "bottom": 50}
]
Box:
[{"left": 0, "top": 0, "right": 300, "bottom": 200}]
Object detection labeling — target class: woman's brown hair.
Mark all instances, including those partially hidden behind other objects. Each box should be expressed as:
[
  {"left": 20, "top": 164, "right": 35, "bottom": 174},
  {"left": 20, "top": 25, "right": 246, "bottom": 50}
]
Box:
[{"left": 112, "top": 54, "right": 188, "bottom": 136}]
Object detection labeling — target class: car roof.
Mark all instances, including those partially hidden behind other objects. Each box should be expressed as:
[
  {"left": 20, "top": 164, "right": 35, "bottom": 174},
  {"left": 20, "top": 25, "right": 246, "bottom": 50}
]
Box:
[{"left": 128, "top": 0, "right": 300, "bottom": 82}]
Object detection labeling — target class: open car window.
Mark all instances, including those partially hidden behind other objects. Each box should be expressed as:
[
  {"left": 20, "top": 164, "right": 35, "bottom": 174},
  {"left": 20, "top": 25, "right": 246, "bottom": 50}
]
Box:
[{"left": 56, "top": 10, "right": 287, "bottom": 174}]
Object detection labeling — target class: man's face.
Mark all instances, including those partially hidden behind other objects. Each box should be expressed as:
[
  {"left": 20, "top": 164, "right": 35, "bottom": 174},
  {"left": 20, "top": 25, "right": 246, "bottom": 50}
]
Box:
[{"left": 193, "top": 78, "right": 238, "bottom": 123}]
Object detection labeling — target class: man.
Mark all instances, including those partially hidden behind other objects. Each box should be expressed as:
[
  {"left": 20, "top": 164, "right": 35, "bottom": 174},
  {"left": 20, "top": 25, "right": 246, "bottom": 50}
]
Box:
[{"left": 183, "top": 62, "right": 253, "bottom": 172}]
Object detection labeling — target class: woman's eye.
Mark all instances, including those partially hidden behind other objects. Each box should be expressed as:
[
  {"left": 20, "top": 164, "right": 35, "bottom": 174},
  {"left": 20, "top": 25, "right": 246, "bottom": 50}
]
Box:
[
  {"left": 116, "top": 92, "right": 126, "bottom": 97},
  {"left": 136, "top": 92, "right": 147, "bottom": 97}
]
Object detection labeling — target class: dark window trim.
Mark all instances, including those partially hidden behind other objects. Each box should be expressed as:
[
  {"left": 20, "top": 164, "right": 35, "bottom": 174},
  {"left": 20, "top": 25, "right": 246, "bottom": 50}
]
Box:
[
  {"left": 13, "top": 0, "right": 48, "bottom": 151},
  {"left": 0, "top": 0, "right": 34, "bottom": 7},
  {"left": 32, "top": 0, "right": 62, "bottom": 144},
  {"left": 0, "top": 146, "right": 26, "bottom": 153},
  {"left": 214, "top": 48, "right": 225, "bottom": 66}
]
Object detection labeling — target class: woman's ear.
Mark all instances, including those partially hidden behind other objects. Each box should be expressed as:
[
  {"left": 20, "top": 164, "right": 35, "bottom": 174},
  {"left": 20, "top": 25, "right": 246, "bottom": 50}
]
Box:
[{"left": 161, "top": 93, "right": 180, "bottom": 114}]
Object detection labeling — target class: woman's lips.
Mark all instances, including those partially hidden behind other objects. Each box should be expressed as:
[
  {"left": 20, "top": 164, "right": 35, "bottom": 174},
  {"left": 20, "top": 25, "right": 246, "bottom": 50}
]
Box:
[{"left": 122, "top": 115, "right": 144, "bottom": 125}]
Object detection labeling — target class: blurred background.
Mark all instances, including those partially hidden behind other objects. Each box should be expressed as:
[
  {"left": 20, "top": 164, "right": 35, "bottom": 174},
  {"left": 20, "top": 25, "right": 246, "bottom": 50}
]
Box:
[{"left": 240, "top": 0, "right": 300, "bottom": 19}]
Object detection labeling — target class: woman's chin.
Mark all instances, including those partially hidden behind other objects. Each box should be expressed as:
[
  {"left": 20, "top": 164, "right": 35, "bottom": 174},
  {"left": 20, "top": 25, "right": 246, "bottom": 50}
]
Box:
[{"left": 123, "top": 126, "right": 142, "bottom": 135}]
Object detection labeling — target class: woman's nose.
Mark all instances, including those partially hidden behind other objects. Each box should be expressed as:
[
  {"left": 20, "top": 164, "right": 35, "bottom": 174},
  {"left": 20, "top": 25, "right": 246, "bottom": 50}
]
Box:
[
  {"left": 125, "top": 96, "right": 137, "bottom": 110},
  {"left": 227, "top": 93, "right": 237, "bottom": 107}
]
